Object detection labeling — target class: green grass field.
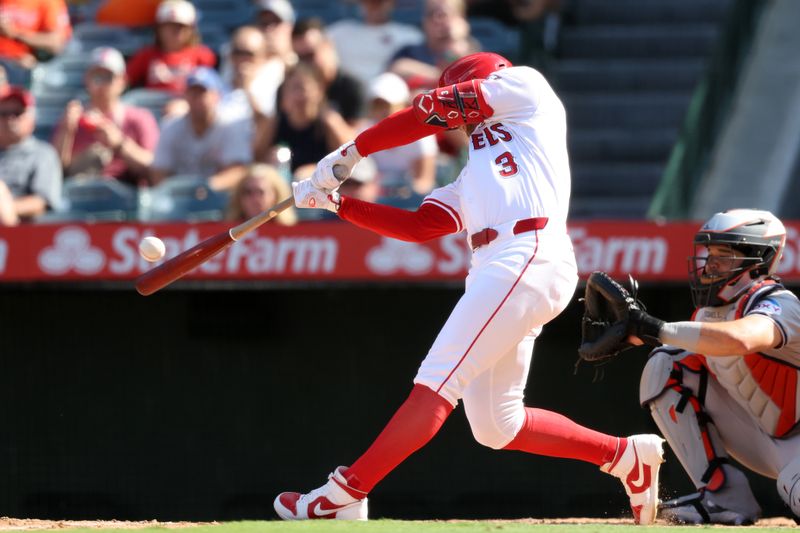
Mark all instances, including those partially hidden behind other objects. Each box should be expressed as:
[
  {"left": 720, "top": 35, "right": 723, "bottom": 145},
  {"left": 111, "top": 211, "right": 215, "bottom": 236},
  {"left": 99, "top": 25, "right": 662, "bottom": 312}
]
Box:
[{"left": 52, "top": 520, "right": 796, "bottom": 533}]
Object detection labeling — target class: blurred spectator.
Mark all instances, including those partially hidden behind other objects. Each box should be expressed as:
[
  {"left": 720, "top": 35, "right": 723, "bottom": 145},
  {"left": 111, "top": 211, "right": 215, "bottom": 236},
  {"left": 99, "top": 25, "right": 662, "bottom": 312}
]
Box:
[
  {"left": 0, "top": 86, "right": 62, "bottom": 225},
  {"left": 292, "top": 18, "right": 364, "bottom": 125},
  {"left": 389, "top": 0, "right": 479, "bottom": 90},
  {"left": 151, "top": 67, "right": 251, "bottom": 190},
  {"left": 253, "top": 0, "right": 296, "bottom": 66},
  {"left": 511, "top": 0, "right": 562, "bottom": 70},
  {"left": 327, "top": 0, "right": 423, "bottom": 86},
  {"left": 219, "top": 25, "right": 278, "bottom": 122},
  {"left": 226, "top": 163, "right": 296, "bottom": 225},
  {"left": 0, "top": 0, "right": 72, "bottom": 86},
  {"left": 254, "top": 62, "right": 353, "bottom": 177},
  {"left": 126, "top": 0, "right": 216, "bottom": 93},
  {"left": 218, "top": 0, "right": 296, "bottom": 120},
  {"left": 365, "top": 72, "right": 436, "bottom": 196},
  {"left": 52, "top": 47, "right": 159, "bottom": 186},
  {"left": 95, "top": 0, "right": 161, "bottom": 27}
]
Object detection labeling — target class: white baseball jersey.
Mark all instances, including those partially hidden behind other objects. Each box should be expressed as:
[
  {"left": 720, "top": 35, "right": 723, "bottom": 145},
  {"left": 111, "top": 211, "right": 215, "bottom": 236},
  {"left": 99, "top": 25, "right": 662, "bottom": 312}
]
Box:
[
  {"left": 421, "top": 66, "right": 571, "bottom": 238},
  {"left": 411, "top": 66, "right": 579, "bottom": 445},
  {"left": 693, "top": 280, "right": 800, "bottom": 438}
]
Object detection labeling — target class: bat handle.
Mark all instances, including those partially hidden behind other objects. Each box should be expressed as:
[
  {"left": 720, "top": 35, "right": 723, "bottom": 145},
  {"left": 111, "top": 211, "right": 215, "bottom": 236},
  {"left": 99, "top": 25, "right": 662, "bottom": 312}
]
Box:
[{"left": 230, "top": 196, "right": 295, "bottom": 241}]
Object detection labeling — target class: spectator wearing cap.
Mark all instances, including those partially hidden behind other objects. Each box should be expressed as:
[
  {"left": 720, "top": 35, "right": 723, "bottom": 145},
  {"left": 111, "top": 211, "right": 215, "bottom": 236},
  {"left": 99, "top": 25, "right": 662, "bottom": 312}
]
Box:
[
  {"left": 52, "top": 47, "right": 159, "bottom": 186},
  {"left": 218, "top": 25, "right": 278, "bottom": 123},
  {"left": 253, "top": 0, "right": 296, "bottom": 66},
  {"left": 389, "top": 0, "right": 479, "bottom": 90},
  {"left": 291, "top": 17, "right": 364, "bottom": 125},
  {"left": 0, "top": 86, "right": 62, "bottom": 225},
  {"left": 0, "top": 0, "right": 72, "bottom": 86},
  {"left": 151, "top": 67, "right": 251, "bottom": 191},
  {"left": 364, "top": 72, "right": 437, "bottom": 197},
  {"left": 254, "top": 62, "right": 353, "bottom": 177},
  {"left": 326, "top": 0, "right": 422, "bottom": 86},
  {"left": 126, "top": 0, "right": 216, "bottom": 93},
  {"left": 219, "top": 0, "right": 296, "bottom": 117}
]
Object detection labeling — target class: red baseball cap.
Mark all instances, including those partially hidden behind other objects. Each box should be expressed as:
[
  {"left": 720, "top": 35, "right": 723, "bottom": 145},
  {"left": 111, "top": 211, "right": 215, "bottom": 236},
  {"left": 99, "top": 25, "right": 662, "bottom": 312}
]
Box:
[{"left": 0, "top": 86, "right": 35, "bottom": 108}]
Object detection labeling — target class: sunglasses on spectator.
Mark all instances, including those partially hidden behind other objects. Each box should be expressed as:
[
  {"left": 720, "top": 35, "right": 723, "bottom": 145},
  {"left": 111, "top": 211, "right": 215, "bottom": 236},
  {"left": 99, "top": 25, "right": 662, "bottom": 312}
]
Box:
[
  {"left": 256, "top": 14, "right": 283, "bottom": 28},
  {"left": 231, "top": 48, "right": 258, "bottom": 58},
  {"left": 243, "top": 187, "right": 268, "bottom": 196},
  {"left": 88, "top": 71, "right": 115, "bottom": 84},
  {"left": 0, "top": 108, "right": 25, "bottom": 118}
]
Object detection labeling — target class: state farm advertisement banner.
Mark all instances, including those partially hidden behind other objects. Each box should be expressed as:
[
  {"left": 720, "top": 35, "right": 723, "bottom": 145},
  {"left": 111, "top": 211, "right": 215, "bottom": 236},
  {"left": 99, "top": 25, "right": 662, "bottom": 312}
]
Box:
[{"left": 2, "top": 221, "right": 800, "bottom": 283}]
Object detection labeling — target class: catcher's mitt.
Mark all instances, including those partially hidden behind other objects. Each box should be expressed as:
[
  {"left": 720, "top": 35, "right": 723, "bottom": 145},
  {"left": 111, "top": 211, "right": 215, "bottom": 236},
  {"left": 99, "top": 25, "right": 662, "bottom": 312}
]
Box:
[{"left": 578, "top": 271, "right": 644, "bottom": 362}]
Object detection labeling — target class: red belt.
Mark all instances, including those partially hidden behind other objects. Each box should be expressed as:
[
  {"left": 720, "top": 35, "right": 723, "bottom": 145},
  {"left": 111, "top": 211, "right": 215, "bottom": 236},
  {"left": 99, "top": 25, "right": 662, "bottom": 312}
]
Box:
[{"left": 469, "top": 217, "right": 549, "bottom": 250}]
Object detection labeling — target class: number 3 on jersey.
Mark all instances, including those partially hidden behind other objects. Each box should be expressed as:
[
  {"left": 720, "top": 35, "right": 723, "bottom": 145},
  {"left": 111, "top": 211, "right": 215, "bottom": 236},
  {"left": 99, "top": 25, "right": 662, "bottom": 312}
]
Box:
[{"left": 495, "top": 151, "right": 519, "bottom": 177}]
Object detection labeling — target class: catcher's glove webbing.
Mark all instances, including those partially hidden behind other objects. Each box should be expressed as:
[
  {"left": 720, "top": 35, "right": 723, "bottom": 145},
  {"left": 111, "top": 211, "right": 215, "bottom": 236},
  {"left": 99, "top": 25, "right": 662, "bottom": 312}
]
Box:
[{"left": 578, "top": 271, "right": 663, "bottom": 364}]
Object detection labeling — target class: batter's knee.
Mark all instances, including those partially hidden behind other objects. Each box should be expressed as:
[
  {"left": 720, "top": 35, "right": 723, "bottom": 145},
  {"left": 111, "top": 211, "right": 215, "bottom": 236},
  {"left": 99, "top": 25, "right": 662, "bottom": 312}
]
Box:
[{"left": 463, "top": 396, "right": 525, "bottom": 450}]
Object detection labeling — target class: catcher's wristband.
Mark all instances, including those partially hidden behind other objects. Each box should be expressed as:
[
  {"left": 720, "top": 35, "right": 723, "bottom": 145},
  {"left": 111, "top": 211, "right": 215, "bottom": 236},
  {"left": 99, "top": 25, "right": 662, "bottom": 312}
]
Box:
[{"left": 659, "top": 321, "right": 702, "bottom": 352}]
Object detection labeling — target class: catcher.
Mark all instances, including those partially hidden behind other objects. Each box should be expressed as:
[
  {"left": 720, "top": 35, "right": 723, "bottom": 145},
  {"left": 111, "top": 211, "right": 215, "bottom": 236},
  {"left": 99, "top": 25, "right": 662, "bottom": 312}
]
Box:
[{"left": 580, "top": 209, "right": 800, "bottom": 525}]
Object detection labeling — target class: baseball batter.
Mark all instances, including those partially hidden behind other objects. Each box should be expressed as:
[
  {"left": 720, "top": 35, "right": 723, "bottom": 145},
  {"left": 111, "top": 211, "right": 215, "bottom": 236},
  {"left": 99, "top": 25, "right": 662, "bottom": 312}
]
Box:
[
  {"left": 275, "top": 53, "right": 664, "bottom": 523},
  {"left": 630, "top": 209, "right": 800, "bottom": 524}
]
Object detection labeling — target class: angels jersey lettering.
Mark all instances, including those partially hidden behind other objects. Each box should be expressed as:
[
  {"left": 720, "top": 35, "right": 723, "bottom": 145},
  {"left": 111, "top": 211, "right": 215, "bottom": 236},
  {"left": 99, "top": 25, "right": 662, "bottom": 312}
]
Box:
[{"left": 422, "top": 66, "right": 570, "bottom": 237}]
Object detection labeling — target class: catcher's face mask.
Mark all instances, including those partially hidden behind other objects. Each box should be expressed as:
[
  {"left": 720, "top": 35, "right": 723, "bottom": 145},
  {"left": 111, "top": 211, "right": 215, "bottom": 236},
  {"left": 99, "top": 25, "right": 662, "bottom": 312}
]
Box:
[{"left": 688, "top": 245, "right": 762, "bottom": 308}]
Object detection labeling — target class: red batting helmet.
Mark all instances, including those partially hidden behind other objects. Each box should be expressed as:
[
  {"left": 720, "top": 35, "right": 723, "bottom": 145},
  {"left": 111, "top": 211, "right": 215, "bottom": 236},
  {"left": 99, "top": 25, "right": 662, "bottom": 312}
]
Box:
[{"left": 438, "top": 52, "right": 512, "bottom": 87}]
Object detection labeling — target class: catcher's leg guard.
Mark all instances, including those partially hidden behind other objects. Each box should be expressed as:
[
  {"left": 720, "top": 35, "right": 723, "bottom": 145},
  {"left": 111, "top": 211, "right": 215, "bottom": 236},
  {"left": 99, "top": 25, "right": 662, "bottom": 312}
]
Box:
[
  {"left": 778, "top": 456, "right": 800, "bottom": 519},
  {"left": 640, "top": 349, "right": 761, "bottom": 524}
]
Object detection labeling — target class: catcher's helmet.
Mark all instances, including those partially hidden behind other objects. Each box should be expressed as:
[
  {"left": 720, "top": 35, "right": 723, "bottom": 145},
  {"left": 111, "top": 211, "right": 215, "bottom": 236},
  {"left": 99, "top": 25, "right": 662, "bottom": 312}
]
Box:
[
  {"left": 438, "top": 52, "right": 512, "bottom": 87},
  {"left": 689, "top": 209, "right": 786, "bottom": 308}
]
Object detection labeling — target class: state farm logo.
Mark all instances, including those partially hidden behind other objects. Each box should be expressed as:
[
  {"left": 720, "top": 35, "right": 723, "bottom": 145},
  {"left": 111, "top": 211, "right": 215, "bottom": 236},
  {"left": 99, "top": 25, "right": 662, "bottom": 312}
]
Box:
[
  {"left": 366, "top": 238, "right": 435, "bottom": 275},
  {"left": 108, "top": 227, "right": 338, "bottom": 275},
  {"left": 569, "top": 227, "right": 667, "bottom": 274},
  {"left": 38, "top": 226, "right": 105, "bottom": 275}
]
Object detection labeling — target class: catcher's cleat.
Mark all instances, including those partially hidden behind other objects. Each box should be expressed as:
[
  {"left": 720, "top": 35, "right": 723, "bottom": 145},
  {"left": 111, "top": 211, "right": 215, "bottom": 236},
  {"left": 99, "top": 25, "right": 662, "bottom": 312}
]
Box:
[
  {"left": 274, "top": 466, "right": 368, "bottom": 520},
  {"left": 601, "top": 434, "right": 665, "bottom": 525},
  {"left": 659, "top": 492, "right": 759, "bottom": 525}
]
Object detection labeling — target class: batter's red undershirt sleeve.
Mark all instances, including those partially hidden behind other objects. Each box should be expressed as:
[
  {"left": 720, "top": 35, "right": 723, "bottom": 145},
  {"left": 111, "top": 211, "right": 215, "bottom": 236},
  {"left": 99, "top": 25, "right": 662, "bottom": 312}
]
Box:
[
  {"left": 354, "top": 107, "right": 442, "bottom": 156},
  {"left": 337, "top": 196, "right": 459, "bottom": 242}
]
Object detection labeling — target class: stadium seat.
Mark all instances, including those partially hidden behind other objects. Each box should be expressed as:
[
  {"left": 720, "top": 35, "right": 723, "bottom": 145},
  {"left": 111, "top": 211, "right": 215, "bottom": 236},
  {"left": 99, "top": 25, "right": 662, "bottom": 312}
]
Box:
[
  {"left": 59, "top": 176, "right": 139, "bottom": 221},
  {"left": 468, "top": 17, "right": 520, "bottom": 57},
  {"left": 30, "top": 53, "right": 95, "bottom": 94},
  {"left": 33, "top": 105, "right": 67, "bottom": 141},
  {"left": 198, "top": 22, "right": 229, "bottom": 54},
  {"left": 392, "top": 0, "right": 424, "bottom": 24},
  {"left": 293, "top": 0, "right": 351, "bottom": 23},
  {"left": 138, "top": 175, "right": 229, "bottom": 222},
  {"left": 66, "top": 22, "right": 147, "bottom": 57},
  {"left": 120, "top": 88, "right": 174, "bottom": 122},
  {"left": 194, "top": 0, "right": 254, "bottom": 31}
]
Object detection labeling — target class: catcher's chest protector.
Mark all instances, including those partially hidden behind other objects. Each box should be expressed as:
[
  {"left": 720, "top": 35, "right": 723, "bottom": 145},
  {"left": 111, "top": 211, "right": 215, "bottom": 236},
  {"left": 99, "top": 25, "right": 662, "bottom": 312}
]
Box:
[{"left": 694, "top": 280, "right": 800, "bottom": 438}]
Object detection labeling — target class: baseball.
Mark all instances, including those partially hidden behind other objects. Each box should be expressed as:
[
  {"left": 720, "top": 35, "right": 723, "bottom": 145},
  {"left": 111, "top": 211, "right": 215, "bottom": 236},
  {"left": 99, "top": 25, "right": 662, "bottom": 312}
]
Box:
[{"left": 139, "top": 236, "right": 166, "bottom": 262}]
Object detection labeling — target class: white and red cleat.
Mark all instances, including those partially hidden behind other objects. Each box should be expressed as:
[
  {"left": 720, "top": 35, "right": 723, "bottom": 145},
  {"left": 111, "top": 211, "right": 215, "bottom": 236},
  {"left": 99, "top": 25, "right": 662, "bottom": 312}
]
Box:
[
  {"left": 274, "top": 466, "right": 368, "bottom": 521},
  {"left": 601, "top": 434, "right": 665, "bottom": 525}
]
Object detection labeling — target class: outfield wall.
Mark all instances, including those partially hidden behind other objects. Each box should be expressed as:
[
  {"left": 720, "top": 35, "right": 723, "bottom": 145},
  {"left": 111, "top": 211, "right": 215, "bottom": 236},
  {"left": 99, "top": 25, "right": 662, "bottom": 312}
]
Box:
[{"left": 0, "top": 286, "right": 787, "bottom": 520}]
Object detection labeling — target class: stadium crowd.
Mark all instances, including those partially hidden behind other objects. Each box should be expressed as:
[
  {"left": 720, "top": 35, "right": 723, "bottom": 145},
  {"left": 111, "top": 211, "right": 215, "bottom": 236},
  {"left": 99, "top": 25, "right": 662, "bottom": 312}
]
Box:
[{"left": 0, "top": 0, "right": 557, "bottom": 226}]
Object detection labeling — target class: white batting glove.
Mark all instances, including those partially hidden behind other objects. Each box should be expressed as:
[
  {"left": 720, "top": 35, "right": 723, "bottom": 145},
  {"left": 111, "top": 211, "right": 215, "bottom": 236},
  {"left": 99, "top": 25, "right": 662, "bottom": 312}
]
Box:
[
  {"left": 310, "top": 141, "right": 363, "bottom": 191},
  {"left": 291, "top": 179, "right": 341, "bottom": 212}
]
